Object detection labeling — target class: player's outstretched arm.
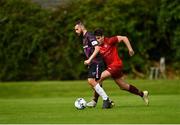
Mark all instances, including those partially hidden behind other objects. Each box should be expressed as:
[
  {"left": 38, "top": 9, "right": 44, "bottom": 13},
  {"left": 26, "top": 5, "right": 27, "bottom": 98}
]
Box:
[{"left": 117, "top": 36, "right": 134, "bottom": 56}]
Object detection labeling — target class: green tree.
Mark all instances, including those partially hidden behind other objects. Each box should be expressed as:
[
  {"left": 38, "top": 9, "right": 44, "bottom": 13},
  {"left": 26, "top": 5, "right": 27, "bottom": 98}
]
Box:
[
  {"left": 158, "top": 0, "right": 180, "bottom": 69},
  {"left": 0, "top": 0, "right": 179, "bottom": 81},
  {"left": 0, "top": 0, "right": 84, "bottom": 81}
]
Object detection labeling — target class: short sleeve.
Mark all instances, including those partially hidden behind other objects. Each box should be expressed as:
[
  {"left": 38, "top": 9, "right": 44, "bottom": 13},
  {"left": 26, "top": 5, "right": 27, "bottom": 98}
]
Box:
[{"left": 108, "top": 36, "right": 118, "bottom": 45}]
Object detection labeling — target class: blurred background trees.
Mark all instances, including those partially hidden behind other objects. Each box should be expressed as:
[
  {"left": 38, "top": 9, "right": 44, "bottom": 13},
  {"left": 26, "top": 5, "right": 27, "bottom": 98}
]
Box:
[{"left": 0, "top": 0, "right": 179, "bottom": 81}]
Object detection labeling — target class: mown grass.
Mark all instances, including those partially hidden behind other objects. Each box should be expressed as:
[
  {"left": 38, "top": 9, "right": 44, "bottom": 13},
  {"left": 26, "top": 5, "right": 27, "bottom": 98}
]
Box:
[{"left": 0, "top": 80, "right": 179, "bottom": 123}]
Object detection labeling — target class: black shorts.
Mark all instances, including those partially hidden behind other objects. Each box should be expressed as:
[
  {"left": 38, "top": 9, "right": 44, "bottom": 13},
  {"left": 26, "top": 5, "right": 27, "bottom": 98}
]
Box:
[{"left": 87, "top": 61, "right": 106, "bottom": 80}]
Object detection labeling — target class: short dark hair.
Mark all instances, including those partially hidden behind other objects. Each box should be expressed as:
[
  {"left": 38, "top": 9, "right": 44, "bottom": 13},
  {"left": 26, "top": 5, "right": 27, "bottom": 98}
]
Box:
[
  {"left": 94, "top": 28, "right": 104, "bottom": 36},
  {"left": 75, "top": 20, "right": 83, "bottom": 25}
]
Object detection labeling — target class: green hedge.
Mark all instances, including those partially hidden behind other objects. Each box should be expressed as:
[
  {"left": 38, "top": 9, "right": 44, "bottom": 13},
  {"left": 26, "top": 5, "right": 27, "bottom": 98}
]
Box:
[
  {"left": 0, "top": 0, "right": 85, "bottom": 81},
  {"left": 0, "top": 0, "right": 179, "bottom": 81}
]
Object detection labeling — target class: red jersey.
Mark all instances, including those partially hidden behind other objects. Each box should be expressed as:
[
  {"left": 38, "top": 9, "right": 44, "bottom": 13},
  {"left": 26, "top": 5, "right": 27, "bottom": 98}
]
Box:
[{"left": 99, "top": 36, "right": 123, "bottom": 67}]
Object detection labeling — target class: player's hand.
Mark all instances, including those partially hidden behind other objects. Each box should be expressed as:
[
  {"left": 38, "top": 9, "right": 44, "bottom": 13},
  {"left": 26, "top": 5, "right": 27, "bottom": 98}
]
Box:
[
  {"left": 129, "top": 49, "right": 134, "bottom": 56},
  {"left": 84, "top": 59, "right": 91, "bottom": 65}
]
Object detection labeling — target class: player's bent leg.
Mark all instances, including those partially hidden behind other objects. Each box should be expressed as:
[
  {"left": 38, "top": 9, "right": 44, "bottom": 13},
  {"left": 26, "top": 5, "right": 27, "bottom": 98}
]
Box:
[
  {"left": 87, "top": 92, "right": 115, "bottom": 108},
  {"left": 114, "top": 78, "right": 144, "bottom": 97},
  {"left": 90, "top": 70, "right": 112, "bottom": 105},
  {"left": 87, "top": 81, "right": 103, "bottom": 108},
  {"left": 114, "top": 78, "right": 149, "bottom": 105},
  {"left": 99, "top": 70, "right": 114, "bottom": 109},
  {"left": 88, "top": 78, "right": 112, "bottom": 109},
  {"left": 87, "top": 70, "right": 113, "bottom": 108}
]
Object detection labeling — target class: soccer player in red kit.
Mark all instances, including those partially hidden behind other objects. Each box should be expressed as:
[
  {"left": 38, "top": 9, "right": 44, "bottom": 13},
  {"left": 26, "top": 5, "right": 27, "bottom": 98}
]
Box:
[{"left": 86, "top": 29, "right": 149, "bottom": 107}]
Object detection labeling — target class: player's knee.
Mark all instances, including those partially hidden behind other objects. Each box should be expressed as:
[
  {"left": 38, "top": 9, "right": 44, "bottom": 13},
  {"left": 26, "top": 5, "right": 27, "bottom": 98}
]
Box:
[
  {"left": 87, "top": 78, "right": 96, "bottom": 87},
  {"left": 87, "top": 78, "right": 93, "bottom": 83},
  {"left": 99, "top": 76, "right": 105, "bottom": 82}
]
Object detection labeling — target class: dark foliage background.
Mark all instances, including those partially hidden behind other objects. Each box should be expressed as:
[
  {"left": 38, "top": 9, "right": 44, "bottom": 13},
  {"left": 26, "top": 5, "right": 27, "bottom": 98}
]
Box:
[{"left": 0, "top": 0, "right": 179, "bottom": 81}]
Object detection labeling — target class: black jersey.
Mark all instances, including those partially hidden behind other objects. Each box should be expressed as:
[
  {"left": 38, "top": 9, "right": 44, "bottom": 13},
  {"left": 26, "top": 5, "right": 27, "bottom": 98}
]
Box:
[{"left": 83, "top": 32, "right": 103, "bottom": 63}]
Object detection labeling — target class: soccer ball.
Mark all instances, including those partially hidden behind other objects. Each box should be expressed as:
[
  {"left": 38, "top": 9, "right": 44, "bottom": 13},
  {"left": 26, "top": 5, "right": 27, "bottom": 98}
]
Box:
[{"left": 74, "top": 98, "right": 87, "bottom": 110}]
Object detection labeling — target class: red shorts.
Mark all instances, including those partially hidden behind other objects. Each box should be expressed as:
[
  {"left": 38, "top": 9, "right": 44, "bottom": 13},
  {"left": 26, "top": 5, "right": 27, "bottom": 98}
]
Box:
[{"left": 107, "top": 64, "right": 123, "bottom": 79}]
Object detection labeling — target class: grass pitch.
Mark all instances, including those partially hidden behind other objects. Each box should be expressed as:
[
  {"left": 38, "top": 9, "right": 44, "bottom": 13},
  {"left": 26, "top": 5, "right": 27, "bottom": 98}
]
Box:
[{"left": 0, "top": 79, "right": 179, "bottom": 124}]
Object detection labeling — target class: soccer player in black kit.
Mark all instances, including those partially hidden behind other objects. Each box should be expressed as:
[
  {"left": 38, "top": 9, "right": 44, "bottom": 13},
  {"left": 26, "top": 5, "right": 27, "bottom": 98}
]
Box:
[{"left": 74, "top": 20, "right": 112, "bottom": 109}]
